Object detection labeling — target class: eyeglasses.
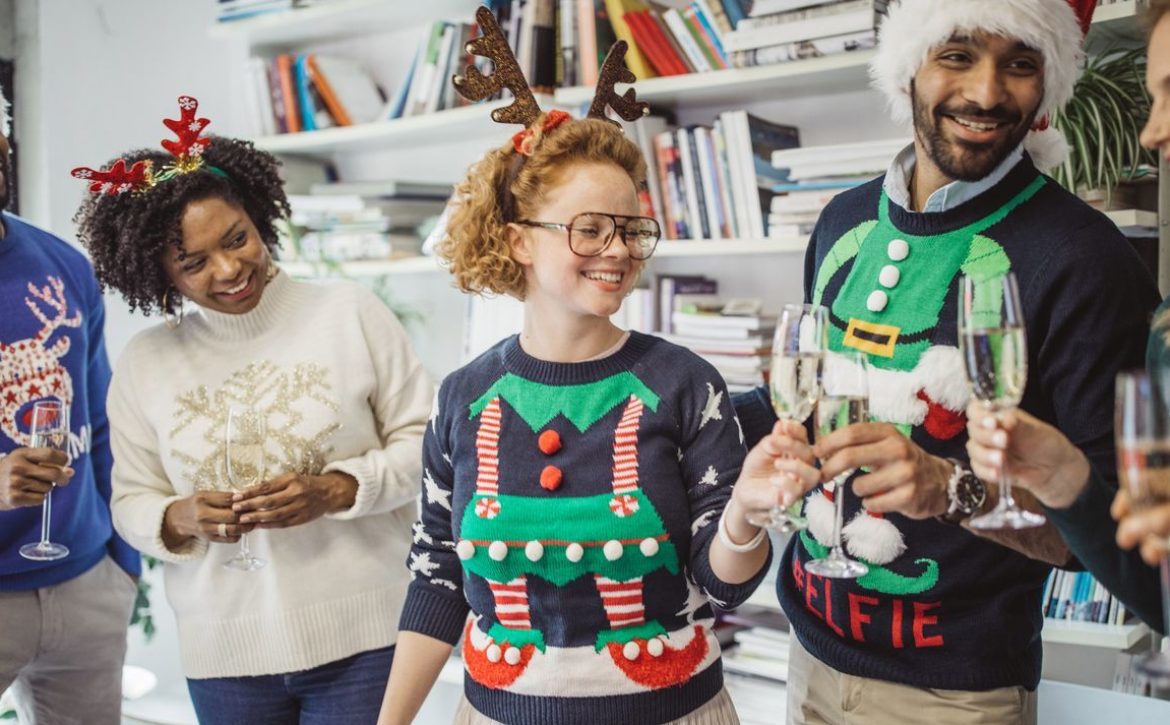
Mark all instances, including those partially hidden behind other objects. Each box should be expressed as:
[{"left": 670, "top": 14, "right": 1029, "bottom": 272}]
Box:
[{"left": 516, "top": 212, "right": 661, "bottom": 260}]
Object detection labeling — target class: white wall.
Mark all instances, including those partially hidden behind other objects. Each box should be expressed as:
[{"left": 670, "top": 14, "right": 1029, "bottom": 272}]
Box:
[{"left": 13, "top": 0, "right": 248, "bottom": 361}]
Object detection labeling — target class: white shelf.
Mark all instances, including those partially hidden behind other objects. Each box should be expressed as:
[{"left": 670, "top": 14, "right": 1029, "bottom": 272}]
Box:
[
  {"left": 657, "top": 238, "right": 808, "bottom": 256},
  {"left": 280, "top": 238, "right": 805, "bottom": 279},
  {"left": 208, "top": 0, "right": 481, "bottom": 49},
  {"left": 1105, "top": 208, "right": 1160, "bottom": 229},
  {"left": 282, "top": 256, "right": 443, "bottom": 278},
  {"left": 253, "top": 100, "right": 520, "bottom": 159},
  {"left": 1042, "top": 619, "right": 1150, "bottom": 649},
  {"left": 557, "top": 51, "right": 876, "bottom": 108}
]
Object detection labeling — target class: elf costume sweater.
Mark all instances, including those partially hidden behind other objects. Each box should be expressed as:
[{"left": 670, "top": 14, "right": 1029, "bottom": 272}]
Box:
[
  {"left": 0, "top": 212, "right": 140, "bottom": 589},
  {"left": 107, "top": 271, "right": 432, "bottom": 678},
  {"left": 398, "top": 332, "right": 769, "bottom": 724},
  {"left": 736, "top": 156, "right": 1159, "bottom": 691}
]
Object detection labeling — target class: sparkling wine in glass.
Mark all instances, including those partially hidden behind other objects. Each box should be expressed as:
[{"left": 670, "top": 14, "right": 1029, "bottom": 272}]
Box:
[
  {"left": 806, "top": 351, "right": 869, "bottom": 579},
  {"left": 745, "top": 303, "right": 828, "bottom": 532},
  {"left": 19, "top": 400, "right": 71, "bottom": 561},
  {"left": 1115, "top": 370, "right": 1170, "bottom": 683},
  {"left": 959, "top": 272, "right": 1044, "bottom": 530},
  {"left": 224, "top": 406, "right": 266, "bottom": 571}
]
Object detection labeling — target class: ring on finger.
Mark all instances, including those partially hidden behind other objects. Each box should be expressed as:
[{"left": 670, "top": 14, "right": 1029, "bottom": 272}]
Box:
[{"left": 217, "top": 522, "right": 228, "bottom": 538}]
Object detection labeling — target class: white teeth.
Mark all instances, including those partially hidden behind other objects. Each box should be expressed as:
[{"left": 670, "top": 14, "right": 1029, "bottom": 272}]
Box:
[
  {"left": 953, "top": 117, "right": 998, "bottom": 132},
  {"left": 225, "top": 278, "right": 249, "bottom": 294},
  {"left": 584, "top": 271, "right": 622, "bottom": 284}
]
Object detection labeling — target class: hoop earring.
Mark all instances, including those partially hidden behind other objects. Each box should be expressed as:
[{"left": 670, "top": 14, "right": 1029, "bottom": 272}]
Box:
[{"left": 163, "top": 287, "right": 185, "bottom": 329}]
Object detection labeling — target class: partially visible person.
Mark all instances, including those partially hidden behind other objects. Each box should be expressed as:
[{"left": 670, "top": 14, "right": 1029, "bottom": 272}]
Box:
[
  {"left": 0, "top": 83, "right": 141, "bottom": 723},
  {"left": 965, "top": 0, "right": 1170, "bottom": 636},
  {"left": 74, "top": 96, "right": 431, "bottom": 724}
]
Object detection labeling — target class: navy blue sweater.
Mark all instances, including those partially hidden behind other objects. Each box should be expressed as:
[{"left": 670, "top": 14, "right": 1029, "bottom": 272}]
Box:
[
  {"left": 0, "top": 213, "right": 140, "bottom": 589},
  {"left": 737, "top": 158, "right": 1158, "bottom": 691},
  {"left": 400, "top": 332, "right": 769, "bottom": 724}
]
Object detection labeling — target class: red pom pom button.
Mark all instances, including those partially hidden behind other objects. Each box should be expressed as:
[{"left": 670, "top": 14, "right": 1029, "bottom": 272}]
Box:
[
  {"left": 540, "top": 465, "right": 563, "bottom": 491},
  {"left": 538, "top": 430, "right": 562, "bottom": 455}
]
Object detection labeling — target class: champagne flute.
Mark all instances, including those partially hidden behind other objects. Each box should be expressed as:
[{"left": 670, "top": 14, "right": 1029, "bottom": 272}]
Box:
[
  {"left": 19, "top": 399, "right": 70, "bottom": 561},
  {"left": 1115, "top": 370, "right": 1170, "bottom": 683},
  {"left": 224, "top": 406, "right": 266, "bottom": 571},
  {"left": 746, "top": 303, "right": 827, "bottom": 532},
  {"left": 959, "top": 272, "right": 1044, "bottom": 530},
  {"left": 806, "top": 351, "right": 869, "bottom": 579}
]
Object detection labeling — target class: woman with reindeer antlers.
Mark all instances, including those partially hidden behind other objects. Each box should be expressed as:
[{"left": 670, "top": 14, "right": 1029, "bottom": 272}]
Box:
[
  {"left": 379, "top": 9, "right": 791, "bottom": 724},
  {"left": 72, "top": 96, "right": 433, "bottom": 723}
]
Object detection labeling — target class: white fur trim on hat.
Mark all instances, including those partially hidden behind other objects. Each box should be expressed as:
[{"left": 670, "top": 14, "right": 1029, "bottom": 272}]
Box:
[
  {"left": 1023, "top": 124, "right": 1072, "bottom": 171},
  {"left": 0, "top": 83, "right": 9, "bottom": 138},
  {"left": 870, "top": 0, "right": 1085, "bottom": 168},
  {"left": 843, "top": 511, "right": 907, "bottom": 565}
]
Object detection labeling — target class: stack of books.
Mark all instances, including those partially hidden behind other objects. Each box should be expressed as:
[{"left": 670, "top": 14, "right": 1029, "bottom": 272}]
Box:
[
  {"left": 722, "top": 0, "right": 886, "bottom": 69},
  {"left": 216, "top": 0, "right": 298, "bottom": 23},
  {"left": 660, "top": 302, "right": 776, "bottom": 393},
  {"left": 768, "top": 137, "right": 908, "bottom": 234},
  {"left": 284, "top": 180, "right": 449, "bottom": 263},
  {"left": 240, "top": 53, "right": 387, "bottom": 137}
]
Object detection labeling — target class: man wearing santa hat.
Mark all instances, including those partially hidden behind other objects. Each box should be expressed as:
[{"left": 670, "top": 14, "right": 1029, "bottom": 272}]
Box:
[{"left": 734, "top": 0, "right": 1159, "bottom": 721}]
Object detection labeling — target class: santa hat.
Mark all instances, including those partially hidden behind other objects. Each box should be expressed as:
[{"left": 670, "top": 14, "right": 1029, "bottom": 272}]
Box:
[
  {"left": 870, "top": 0, "right": 1097, "bottom": 170},
  {"left": 0, "top": 82, "right": 9, "bottom": 138}
]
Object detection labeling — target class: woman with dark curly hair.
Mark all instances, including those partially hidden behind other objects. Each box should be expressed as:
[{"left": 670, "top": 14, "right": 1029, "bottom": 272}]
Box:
[{"left": 73, "top": 97, "right": 432, "bottom": 724}]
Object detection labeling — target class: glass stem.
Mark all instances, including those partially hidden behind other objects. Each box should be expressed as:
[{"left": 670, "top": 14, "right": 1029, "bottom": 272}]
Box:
[
  {"left": 831, "top": 476, "right": 845, "bottom": 556},
  {"left": 240, "top": 532, "right": 251, "bottom": 560},
  {"left": 1161, "top": 555, "right": 1170, "bottom": 651},
  {"left": 40, "top": 489, "right": 52, "bottom": 546},
  {"left": 999, "top": 470, "right": 1016, "bottom": 510}
]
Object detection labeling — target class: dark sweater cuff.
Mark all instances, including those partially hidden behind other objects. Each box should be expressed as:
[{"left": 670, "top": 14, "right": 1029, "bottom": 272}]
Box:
[
  {"left": 399, "top": 584, "right": 470, "bottom": 645},
  {"left": 732, "top": 386, "right": 777, "bottom": 449}
]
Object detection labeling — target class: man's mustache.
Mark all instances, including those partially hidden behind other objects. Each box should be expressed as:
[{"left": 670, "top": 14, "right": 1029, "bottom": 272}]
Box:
[{"left": 934, "top": 104, "right": 1021, "bottom": 125}]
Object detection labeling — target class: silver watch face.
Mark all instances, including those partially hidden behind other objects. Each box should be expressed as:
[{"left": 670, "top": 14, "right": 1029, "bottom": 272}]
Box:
[{"left": 956, "top": 472, "right": 986, "bottom": 513}]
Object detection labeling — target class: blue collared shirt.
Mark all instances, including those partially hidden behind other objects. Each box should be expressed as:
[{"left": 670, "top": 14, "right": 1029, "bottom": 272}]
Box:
[{"left": 882, "top": 143, "right": 1025, "bottom": 213}]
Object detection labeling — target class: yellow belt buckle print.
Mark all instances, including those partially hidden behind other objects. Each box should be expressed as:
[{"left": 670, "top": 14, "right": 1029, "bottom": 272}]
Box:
[{"left": 843, "top": 319, "right": 900, "bottom": 358}]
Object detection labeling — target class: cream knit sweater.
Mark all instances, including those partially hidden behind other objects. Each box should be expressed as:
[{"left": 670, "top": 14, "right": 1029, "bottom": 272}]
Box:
[{"left": 108, "top": 271, "right": 432, "bottom": 678}]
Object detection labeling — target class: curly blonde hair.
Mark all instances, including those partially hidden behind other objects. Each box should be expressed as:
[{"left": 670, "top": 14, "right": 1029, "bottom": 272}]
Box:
[{"left": 441, "top": 115, "right": 647, "bottom": 299}]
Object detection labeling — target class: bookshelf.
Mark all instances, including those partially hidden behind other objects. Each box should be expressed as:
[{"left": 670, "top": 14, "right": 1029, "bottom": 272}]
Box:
[
  {"left": 1105, "top": 209, "right": 1160, "bottom": 230},
  {"left": 207, "top": 0, "right": 482, "bottom": 49}
]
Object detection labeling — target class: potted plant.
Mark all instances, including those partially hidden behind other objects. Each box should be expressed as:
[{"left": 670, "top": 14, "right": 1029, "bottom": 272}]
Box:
[{"left": 1051, "top": 48, "right": 1157, "bottom": 206}]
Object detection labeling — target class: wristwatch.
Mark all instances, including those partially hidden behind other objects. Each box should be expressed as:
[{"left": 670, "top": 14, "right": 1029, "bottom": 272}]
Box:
[{"left": 939, "top": 459, "right": 987, "bottom": 524}]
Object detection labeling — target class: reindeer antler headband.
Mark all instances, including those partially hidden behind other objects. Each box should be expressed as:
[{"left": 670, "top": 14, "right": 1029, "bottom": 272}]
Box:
[
  {"left": 453, "top": 5, "right": 648, "bottom": 155},
  {"left": 70, "top": 95, "right": 227, "bottom": 197}
]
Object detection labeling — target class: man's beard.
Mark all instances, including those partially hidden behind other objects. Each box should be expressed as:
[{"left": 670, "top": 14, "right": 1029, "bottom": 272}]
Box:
[{"left": 911, "top": 81, "right": 1036, "bottom": 182}]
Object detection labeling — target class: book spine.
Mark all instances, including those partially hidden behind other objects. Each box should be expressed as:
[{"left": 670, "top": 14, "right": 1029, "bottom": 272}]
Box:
[
  {"left": 663, "top": 8, "right": 712, "bottom": 72},
  {"left": 603, "top": 0, "right": 658, "bottom": 80}
]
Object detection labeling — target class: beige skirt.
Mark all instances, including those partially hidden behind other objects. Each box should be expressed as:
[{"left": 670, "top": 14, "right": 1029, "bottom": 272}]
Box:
[{"left": 453, "top": 686, "right": 740, "bottom": 725}]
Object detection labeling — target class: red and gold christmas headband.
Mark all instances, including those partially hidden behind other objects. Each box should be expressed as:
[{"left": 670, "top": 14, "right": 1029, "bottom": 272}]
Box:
[
  {"left": 71, "top": 95, "right": 226, "bottom": 196},
  {"left": 453, "top": 6, "right": 648, "bottom": 156}
]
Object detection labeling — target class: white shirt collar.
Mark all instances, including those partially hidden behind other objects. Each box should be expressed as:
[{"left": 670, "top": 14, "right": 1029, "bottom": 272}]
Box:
[{"left": 883, "top": 143, "right": 1025, "bottom": 214}]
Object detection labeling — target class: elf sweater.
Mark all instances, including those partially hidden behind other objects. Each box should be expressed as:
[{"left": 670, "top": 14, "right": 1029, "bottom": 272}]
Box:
[
  {"left": 738, "top": 157, "right": 1159, "bottom": 691},
  {"left": 0, "top": 212, "right": 140, "bottom": 589},
  {"left": 398, "top": 332, "right": 769, "bottom": 724},
  {"left": 106, "top": 271, "right": 432, "bottom": 678}
]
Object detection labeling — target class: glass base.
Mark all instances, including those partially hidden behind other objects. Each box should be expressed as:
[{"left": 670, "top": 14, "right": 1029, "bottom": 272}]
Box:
[
  {"left": 805, "top": 554, "right": 868, "bottom": 579},
  {"left": 968, "top": 504, "right": 1046, "bottom": 531},
  {"left": 746, "top": 503, "right": 807, "bottom": 533},
  {"left": 223, "top": 554, "right": 266, "bottom": 571},
  {"left": 1135, "top": 652, "right": 1170, "bottom": 685},
  {"left": 19, "top": 541, "right": 69, "bottom": 561}
]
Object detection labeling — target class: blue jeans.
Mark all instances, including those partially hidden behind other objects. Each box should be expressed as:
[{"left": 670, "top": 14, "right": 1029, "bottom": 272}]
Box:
[{"left": 186, "top": 645, "right": 394, "bottom": 725}]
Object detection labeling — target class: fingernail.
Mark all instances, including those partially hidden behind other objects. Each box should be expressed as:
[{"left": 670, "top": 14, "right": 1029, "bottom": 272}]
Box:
[
  {"left": 991, "top": 451, "right": 1004, "bottom": 465},
  {"left": 232, "top": 494, "right": 243, "bottom": 502},
  {"left": 232, "top": 504, "right": 242, "bottom": 512},
  {"left": 992, "top": 432, "right": 1007, "bottom": 447},
  {"left": 981, "top": 416, "right": 996, "bottom": 430},
  {"left": 240, "top": 516, "right": 252, "bottom": 524}
]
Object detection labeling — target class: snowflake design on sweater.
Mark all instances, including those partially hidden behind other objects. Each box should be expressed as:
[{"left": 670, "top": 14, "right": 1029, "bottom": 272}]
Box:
[
  {"left": 170, "top": 360, "right": 340, "bottom": 491},
  {"left": 699, "top": 382, "right": 723, "bottom": 429}
]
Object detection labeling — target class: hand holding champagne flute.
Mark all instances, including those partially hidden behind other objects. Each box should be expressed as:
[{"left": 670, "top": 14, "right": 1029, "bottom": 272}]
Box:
[
  {"left": 19, "top": 399, "right": 71, "bottom": 561},
  {"left": 1115, "top": 370, "right": 1170, "bottom": 683},
  {"left": 745, "top": 304, "right": 827, "bottom": 532},
  {"left": 959, "top": 272, "right": 1044, "bottom": 530},
  {"left": 224, "top": 406, "right": 267, "bottom": 571}
]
